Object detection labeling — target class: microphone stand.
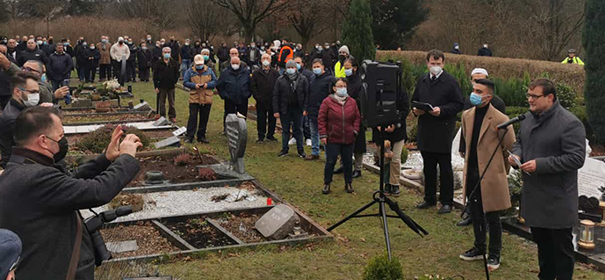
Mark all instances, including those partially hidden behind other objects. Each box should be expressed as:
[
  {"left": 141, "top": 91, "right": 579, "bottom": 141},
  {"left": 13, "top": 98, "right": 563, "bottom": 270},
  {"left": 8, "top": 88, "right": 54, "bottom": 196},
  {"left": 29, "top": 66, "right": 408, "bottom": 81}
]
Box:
[{"left": 461, "top": 126, "right": 510, "bottom": 280}]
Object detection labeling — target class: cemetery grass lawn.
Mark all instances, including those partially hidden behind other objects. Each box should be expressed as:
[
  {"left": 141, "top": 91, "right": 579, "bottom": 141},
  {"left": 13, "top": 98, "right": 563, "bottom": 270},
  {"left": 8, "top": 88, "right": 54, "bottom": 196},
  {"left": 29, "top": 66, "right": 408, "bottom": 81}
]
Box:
[{"left": 124, "top": 82, "right": 603, "bottom": 279}]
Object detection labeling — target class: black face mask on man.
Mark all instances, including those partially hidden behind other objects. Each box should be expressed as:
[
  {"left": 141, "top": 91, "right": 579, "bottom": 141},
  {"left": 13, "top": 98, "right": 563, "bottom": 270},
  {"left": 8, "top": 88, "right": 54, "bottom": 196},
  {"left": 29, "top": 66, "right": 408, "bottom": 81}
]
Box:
[{"left": 46, "top": 135, "right": 69, "bottom": 162}]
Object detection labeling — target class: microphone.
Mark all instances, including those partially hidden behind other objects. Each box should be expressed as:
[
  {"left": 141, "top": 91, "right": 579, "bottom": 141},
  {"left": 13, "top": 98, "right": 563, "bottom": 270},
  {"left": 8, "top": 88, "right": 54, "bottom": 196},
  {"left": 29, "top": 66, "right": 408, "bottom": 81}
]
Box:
[{"left": 496, "top": 114, "right": 526, "bottom": 130}]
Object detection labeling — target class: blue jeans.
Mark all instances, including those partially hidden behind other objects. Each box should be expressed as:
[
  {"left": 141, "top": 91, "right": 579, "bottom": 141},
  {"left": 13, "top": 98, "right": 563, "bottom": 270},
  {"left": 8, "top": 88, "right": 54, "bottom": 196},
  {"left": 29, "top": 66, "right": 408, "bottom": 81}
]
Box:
[
  {"left": 280, "top": 107, "right": 304, "bottom": 152},
  {"left": 325, "top": 143, "right": 353, "bottom": 184},
  {"left": 181, "top": 59, "right": 192, "bottom": 76},
  {"left": 309, "top": 116, "right": 321, "bottom": 156}
]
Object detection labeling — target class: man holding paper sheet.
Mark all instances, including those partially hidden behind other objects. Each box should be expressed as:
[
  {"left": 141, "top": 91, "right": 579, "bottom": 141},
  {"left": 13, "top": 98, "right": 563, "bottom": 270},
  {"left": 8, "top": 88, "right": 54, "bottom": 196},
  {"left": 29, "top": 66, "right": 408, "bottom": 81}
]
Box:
[{"left": 412, "top": 49, "right": 464, "bottom": 214}]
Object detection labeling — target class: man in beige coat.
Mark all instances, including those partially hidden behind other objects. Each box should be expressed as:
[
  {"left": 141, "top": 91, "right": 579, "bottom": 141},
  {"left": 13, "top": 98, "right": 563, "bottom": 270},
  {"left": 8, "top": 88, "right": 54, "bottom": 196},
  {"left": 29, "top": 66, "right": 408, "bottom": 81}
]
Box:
[{"left": 458, "top": 79, "right": 515, "bottom": 271}]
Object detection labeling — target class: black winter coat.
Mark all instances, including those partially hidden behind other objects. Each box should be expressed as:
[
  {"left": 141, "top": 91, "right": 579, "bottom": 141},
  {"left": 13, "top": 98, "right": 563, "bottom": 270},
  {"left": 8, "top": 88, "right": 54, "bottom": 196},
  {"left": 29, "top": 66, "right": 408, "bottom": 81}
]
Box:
[
  {"left": 152, "top": 46, "right": 163, "bottom": 63},
  {"left": 153, "top": 58, "right": 180, "bottom": 90},
  {"left": 168, "top": 41, "right": 180, "bottom": 60},
  {"left": 216, "top": 67, "right": 251, "bottom": 105},
  {"left": 181, "top": 45, "right": 193, "bottom": 60},
  {"left": 217, "top": 46, "right": 230, "bottom": 62},
  {"left": 347, "top": 73, "right": 368, "bottom": 153},
  {"left": 0, "top": 55, "right": 17, "bottom": 97},
  {"left": 272, "top": 73, "right": 309, "bottom": 115},
  {"left": 0, "top": 99, "right": 25, "bottom": 168},
  {"left": 478, "top": 47, "right": 492, "bottom": 57},
  {"left": 17, "top": 48, "right": 49, "bottom": 67},
  {"left": 251, "top": 68, "right": 280, "bottom": 110},
  {"left": 48, "top": 52, "right": 74, "bottom": 81},
  {"left": 307, "top": 72, "right": 335, "bottom": 117},
  {"left": 81, "top": 48, "right": 100, "bottom": 68},
  {"left": 127, "top": 44, "right": 137, "bottom": 61},
  {"left": 137, "top": 49, "right": 153, "bottom": 68},
  {"left": 0, "top": 148, "right": 140, "bottom": 280},
  {"left": 412, "top": 71, "right": 464, "bottom": 153}
]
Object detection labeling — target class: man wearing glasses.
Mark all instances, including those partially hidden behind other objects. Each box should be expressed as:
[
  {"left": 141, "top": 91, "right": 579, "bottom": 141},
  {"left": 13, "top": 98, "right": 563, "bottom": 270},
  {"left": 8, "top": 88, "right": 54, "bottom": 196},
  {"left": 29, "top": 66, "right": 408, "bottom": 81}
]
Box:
[
  {"left": 509, "top": 78, "right": 586, "bottom": 280},
  {"left": 0, "top": 229, "right": 21, "bottom": 280}
]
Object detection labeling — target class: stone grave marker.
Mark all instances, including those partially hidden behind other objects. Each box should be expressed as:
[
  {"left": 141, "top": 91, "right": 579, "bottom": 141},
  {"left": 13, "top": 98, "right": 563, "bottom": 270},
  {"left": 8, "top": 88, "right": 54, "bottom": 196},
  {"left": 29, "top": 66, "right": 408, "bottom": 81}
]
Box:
[
  {"left": 172, "top": 127, "right": 187, "bottom": 137},
  {"left": 133, "top": 101, "right": 152, "bottom": 112},
  {"left": 154, "top": 136, "right": 180, "bottom": 149},
  {"left": 578, "top": 157, "right": 605, "bottom": 200},
  {"left": 106, "top": 240, "right": 138, "bottom": 253},
  {"left": 153, "top": 117, "right": 169, "bottom": 127},
  {"left": 225, "top": 113, "right": 247, "bottom": 174},
  {"left": 255, "top": 204, "right": 300, "bottom": 240}
]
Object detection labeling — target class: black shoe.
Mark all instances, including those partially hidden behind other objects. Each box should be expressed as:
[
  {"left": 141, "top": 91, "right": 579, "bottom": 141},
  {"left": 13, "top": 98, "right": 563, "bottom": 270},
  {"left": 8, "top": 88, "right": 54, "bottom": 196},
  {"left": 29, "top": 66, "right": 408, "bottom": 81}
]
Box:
[
  {"left": 345, "top": 182, "right": 354, "bottom": 193},
  {"left": 352, "top": 170, "right": 362, "bottom": 178},
  {"left": 256, "top": 139, "right": 264, "bottom": 144},
  {"left": 438, "top": 205, "right": 452, "bottom": 214},
  {"left": 456, "top": 216, "right": 473, "bottom": 227},
  {"left": 391, "top": 185, "right": 401, "bottom": 197},
  {"left": 334, "top": 166, "right": 344, "bottom": 174},
  {"left": 416, "top": 201, "right": 436, "bottom": 209},
  {"left": 322, "top": 183, "right": 331, "bottom": 194},
  {"left": 459, "top": 247, "right": 486, "bottom": 261},
  {"left": 266, "top": 136, "right": 278, "bottom": 142},
  {"left": 278, "top": 150, "right": 288, "bottom": 157},
  {"left": 197, "top": 138, "right": 210, "bottom": 144},
  {"left": 487, "top": 255, "right": 501, "bottom": 271},
  {"left": 384, "top": 183, "right": 392, "bottom": 194},
  {"left": 298, "top": 151, "right": 306, "bottom": 158}
]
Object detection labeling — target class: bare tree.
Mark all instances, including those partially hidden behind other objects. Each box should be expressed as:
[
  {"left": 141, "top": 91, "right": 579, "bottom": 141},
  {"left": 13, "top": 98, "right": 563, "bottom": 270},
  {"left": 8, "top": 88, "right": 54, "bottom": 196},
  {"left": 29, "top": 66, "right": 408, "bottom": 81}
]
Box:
[
  {"left": 117, "top": 0, "right": 178, "bottom": 37},
  {"left": 187, "top": 0, "right": 238, "bottom": 42},
  {"left": 286, "top": 0, "right": 330, "bottom": 49},
  {"left": 210, "top": 0, "right": 291, "bottom": 42}
]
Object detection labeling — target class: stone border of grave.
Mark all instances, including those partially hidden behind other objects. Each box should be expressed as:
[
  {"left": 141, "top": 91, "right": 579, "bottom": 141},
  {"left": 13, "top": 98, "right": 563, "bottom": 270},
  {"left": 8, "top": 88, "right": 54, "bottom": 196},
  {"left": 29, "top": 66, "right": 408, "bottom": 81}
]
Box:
[
  {"left": 100, "top": 204, "right": 333, "bottom": 265},
  {"left": 63, "top": 118, "right": 158, "bottom": 126},
  {"left": 62, "top": 110, "right": 152, "bottom": 118},
  {"left": 65, "top": 147, "right": 188, "bottom": 164}
]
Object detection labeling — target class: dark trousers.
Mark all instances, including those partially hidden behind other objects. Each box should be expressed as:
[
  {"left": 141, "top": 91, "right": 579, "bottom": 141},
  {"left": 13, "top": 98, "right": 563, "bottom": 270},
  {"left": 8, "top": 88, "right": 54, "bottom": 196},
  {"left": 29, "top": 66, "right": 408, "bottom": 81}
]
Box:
[
  {"left": 280, "top": 107, "right": 304, "bottom": 152},
  {"left": 531, "top": 227, "right": 574, "bottom": 280},
  {"left": 84, "top": 66, "right": 96, "bottom": 82},
  {"left": 111, "top": 60, "right": 120, "bottom": 78},
  {"left": 0, "top": 95, "right": 10, "bottom": 109},
  {"left": 186, "top": 103, "right": 211, "bottom": 140},
  {"left": 127, "top": 60, "right": 136, "bottom": 81},
  {"left": 158, "top": 88, "right": 176, "bottom": 119},
  {"left": 139, "top": 67, "right": 150, "bottom": 82},
  {"left": 76, "top": 64, "right": 84, "bottom": 81},
  {"left": 257, "top": 106, "right": 276, "bottom": 140},
  {"left": 325, "top": 143, "right": 354, "bottom": 184},
  {"left": 303, "top": 115, "right": 311, "bottom": 139},
  {"left": 51, "top": 80, "right": 62, "bottom": 92},
  {"left": 469, "top": 187, "right": 502, "bottom": 257},
  {"left": 421, "top": 151, "right": 454, "bottom": 205},
  {"left": 223, "top": 99, "right": 248, "bottom": 131},
  {"left": 99, "top": 63, "right": 111, "bottom": 80}
]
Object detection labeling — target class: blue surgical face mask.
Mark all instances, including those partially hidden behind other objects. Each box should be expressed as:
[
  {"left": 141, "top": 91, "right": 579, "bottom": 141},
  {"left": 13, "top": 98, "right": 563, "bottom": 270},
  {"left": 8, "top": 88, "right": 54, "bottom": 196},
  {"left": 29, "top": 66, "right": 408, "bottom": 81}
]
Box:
[
  {"left": 163, "top": 53, "right": 171, "bottom": 59},
  {"left": 41, "top": 73, "right": 47, "bottom": 83},
  {"left": 470, "top": 92, "right": 483, "bottom": 106},
  {"left": 203, "top": 55, "right": 209, "bottom": 61},
  {"left": 296, "top": 63, "right": 301, "bottom": 70},
  {"left": 336, "top": 88, "right": 348, "bottom": 97},
  {"left": 313, "top": 68, "right": 322, "bottom": 75},
  {"left": 286, "top": 68, "right": 296, "bottom": 75},
  {"left": 345, "top": 69, "right": 353, "bottom": 77},
  {"left": 196, "top": 65, "right": 204, "bottom": 70}
]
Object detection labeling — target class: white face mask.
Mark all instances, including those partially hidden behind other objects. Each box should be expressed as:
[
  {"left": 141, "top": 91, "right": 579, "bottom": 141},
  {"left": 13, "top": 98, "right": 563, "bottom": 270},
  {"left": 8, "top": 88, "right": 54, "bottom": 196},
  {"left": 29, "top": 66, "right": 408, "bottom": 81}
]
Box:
[
  {"left": 262, "top": 60, "right": 270, "bottom": 67},
  {"left": 429, "top": 66, "right": 442, "bottom": 76},
  {"left": 24, "top": 93, "right": 40, "bottom": 107},
  {"left": 231, "top": 64, "right": 240, "bottom": 70}
]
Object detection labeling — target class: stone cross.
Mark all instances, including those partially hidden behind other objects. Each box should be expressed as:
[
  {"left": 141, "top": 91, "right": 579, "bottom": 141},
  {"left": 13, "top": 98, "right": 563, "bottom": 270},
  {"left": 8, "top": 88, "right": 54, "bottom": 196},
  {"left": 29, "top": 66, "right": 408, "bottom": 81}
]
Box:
[{"left": 225, "top": 113, "right": 247, "bottom": 174}]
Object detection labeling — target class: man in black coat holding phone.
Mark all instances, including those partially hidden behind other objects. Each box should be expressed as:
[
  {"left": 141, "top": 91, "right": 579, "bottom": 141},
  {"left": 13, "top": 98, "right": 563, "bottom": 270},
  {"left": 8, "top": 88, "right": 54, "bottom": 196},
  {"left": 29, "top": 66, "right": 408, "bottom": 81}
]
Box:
[{"left": 412, "top": 49, "right": 464, "bottom": 214}]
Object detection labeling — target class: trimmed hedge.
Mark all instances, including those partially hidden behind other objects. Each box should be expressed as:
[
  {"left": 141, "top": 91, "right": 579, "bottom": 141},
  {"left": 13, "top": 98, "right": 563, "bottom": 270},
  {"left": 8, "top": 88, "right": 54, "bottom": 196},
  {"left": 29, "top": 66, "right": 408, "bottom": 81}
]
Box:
[{"left": 377, "top": 51, "right": 585, "bottom": 96}]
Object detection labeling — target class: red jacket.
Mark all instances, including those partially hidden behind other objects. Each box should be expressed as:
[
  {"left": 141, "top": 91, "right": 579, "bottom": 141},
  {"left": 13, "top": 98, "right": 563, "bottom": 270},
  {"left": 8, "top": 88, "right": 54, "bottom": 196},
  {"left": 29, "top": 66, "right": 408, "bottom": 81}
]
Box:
[{"left": 318, "top": 95, "right": 361, "bottom": 145}]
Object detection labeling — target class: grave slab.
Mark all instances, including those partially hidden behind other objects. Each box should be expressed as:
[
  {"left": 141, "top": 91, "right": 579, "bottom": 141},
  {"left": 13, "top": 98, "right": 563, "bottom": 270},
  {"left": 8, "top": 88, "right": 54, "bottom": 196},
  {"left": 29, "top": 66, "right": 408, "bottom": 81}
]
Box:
[
  {"left": 106, "top": 240, "right": 139, "bottom": 253},
  {"left": 255, "top": 204, "right": 299, "bottom": 240}
]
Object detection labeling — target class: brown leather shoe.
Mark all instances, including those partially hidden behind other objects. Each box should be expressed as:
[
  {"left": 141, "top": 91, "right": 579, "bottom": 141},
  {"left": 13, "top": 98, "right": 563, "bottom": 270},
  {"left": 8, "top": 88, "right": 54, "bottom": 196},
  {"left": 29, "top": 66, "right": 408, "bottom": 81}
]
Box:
[
  {"left": 305, "top": 155, "right": 320, "bottom": 161},
  {"left": 169, "top": 118, "right": 177, "bottom": 123}
]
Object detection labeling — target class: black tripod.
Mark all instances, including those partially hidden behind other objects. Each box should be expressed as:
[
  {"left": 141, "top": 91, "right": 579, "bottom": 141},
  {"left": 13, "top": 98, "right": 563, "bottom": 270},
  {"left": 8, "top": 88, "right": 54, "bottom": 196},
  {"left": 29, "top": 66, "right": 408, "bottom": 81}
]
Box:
[
  {"left": 327, "top": 129, "right": 428, "bottom": 260},
  {"left": 461, "top": 126, "right": 511, "bottom": 280}
]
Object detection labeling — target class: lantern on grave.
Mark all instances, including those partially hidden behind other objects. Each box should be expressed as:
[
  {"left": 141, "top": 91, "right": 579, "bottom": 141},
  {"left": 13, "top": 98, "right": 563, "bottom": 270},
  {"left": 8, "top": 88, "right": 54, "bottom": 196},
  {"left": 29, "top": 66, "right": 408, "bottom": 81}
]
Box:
[{"left": 578, "top": 219, "right": 596, "bottom": 250}]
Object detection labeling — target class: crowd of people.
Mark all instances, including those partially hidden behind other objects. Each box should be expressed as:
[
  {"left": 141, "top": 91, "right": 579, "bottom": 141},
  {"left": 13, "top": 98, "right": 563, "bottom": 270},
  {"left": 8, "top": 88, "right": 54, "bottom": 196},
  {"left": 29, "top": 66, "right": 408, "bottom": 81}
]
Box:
[{"left": 0, "top": 32, "right": 590, "bottom": 280}]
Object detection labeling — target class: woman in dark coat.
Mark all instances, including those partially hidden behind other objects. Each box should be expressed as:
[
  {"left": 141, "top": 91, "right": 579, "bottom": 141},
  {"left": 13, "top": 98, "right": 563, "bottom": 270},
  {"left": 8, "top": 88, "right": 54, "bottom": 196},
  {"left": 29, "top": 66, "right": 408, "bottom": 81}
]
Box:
[
  {"left": 344, "top": 58, "right": 367, "bottom": 178},
  {"left": 318, "top": 78, "right": 361, "bottom": 194}
]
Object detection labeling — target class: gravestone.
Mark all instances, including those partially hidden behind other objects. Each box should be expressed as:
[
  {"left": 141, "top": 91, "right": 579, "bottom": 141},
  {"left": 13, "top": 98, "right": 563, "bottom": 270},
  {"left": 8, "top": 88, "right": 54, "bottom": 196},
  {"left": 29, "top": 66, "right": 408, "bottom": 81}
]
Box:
[
  {"left": 255, "top": 204, "right": 300, "bottom": 240},
  {"left": 133, "top": 101, "right": 152, "bottom": 112},
  {"left": 106, "top": 240, "right": 138, "bottom": 253},
  {"left": 172, "top": 127, "right": 187, "bottom": 137},
  {"left": 225, "top": 113, "right": 247, "bottom": 174},
  {"left": 153, "top": 117, "right": 169, "bottom": 127},
  {"left": 71, "top": 99, "right": 92, "bottom": 108},
  {"left": 154, "top": 136, "right": 180, "bottom": 149},
  {"left": 578, "top": 157, "right": 605, "bottom": 200}
]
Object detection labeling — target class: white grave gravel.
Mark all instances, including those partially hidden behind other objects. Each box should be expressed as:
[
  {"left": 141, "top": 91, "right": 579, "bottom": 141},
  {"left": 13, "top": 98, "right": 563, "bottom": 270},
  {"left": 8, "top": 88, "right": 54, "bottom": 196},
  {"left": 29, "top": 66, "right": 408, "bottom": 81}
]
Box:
[{"left": 81, "top": 187, "right": 268, "bottom": 223}]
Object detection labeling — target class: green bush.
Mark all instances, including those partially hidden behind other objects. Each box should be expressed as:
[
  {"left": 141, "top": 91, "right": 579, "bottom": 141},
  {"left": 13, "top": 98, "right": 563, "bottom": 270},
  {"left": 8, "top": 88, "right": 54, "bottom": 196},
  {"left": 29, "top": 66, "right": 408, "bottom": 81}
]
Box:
[
  {"left": 556, "top": 82, "right": 578, "bottom": 109},
  {"left": 363, "top": 254, "right": 403, "bottom": 280},
  {"left": 569, "top": 105, "right": 595, "bottom": 142},
  {"left": 401, "top": 146, "right": 409, "bottom": 164},
  {"left": 407, "top": 122, "right": 418, "bottom": 142},
  {"left": 76, "top": 124, "right": 151, "bottom": 154}
]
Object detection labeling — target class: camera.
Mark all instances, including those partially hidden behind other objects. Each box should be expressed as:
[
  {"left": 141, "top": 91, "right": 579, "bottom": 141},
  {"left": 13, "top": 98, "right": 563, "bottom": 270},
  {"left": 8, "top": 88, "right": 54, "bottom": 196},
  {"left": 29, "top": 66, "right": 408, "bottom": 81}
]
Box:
[{"left": 84, "top": 206, "right": 133, "bottom": 266}]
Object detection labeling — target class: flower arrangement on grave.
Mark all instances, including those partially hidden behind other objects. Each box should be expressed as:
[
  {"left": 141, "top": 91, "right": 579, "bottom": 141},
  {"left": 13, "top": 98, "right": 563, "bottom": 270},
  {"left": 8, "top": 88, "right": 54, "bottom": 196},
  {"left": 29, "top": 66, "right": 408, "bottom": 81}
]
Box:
[{"left": 95, "top": 79, "right": 121, "bottom": 99}]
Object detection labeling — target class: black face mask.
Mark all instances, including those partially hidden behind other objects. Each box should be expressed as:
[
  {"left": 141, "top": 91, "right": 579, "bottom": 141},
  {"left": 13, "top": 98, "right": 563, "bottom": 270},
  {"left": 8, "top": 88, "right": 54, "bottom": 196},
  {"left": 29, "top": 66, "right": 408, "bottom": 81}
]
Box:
[
  {"left": 53, "top": 137, "right": 69, "bottom": 163},
  {"left": 339, "top": 55, "right": 346, "bottom": 62}
]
